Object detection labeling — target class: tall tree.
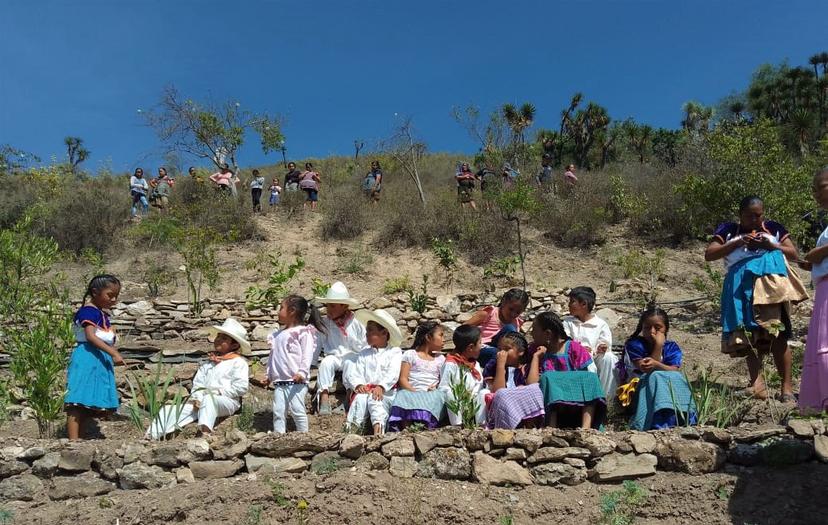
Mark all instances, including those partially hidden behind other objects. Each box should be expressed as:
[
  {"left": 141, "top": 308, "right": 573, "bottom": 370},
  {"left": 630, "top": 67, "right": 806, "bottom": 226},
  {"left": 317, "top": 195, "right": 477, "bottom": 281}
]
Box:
[
  {"left": 64, "top": 136, "right": 90, "bottom": 174},
  {"left": 380, "top": 117, "right": 427, "bottom": 204},
  {"left": 681, "top": 101, "right": 714, "bottom": 135},
  {"left": 0, "top": 145, "right": 40, "bottom": 176},
  {"left": 562, "top": 101, "right": 611, "bottom": 169},
  {"left": 623, "top": 121, "right": 654, "bottom": 164}
]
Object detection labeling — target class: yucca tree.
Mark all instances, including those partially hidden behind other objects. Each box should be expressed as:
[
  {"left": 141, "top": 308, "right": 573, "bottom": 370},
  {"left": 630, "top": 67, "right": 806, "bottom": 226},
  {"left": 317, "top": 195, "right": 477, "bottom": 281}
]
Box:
[
  {"left": 501, "top": 102, "right": 536, "bottom": 145},
  {"left": 681, "top": 101, "right": 714, "bottom": 135},
  {"left": 563, "top": 101, "right": 610, "bottom": 169},
  {"left": 623, "top": 121, "right": 654, "bottom": 163},
  {"left": 810, "top": 54, "right": 822, "bottom": 79},
  {"left": 788, "top": 108, "right": 815, "bottom": 156}
]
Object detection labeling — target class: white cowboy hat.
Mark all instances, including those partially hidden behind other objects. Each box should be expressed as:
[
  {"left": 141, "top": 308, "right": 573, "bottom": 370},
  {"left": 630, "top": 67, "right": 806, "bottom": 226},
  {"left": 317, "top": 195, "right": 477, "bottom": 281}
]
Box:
[
  {"left": 314, "top": 281, "right": 360, "bottom": 308},
  {"left": 207, "top": 318, "right": 251, "bottom": 355},
  {"left": 355, "top": 308, "right": 403, "bottom": 348}
]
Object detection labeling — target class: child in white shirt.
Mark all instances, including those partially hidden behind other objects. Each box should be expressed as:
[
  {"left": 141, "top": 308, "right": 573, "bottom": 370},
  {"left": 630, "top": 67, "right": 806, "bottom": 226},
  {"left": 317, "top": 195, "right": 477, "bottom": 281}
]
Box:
[
  {"left": 148, "top": 318, "right": 249, "bottom": 439},
  {"left": 439, "top": 325, "right": 489, "bottom": 427},
  {"left": 343, "top": 309, "right": 403, "bottom": 435},
  {"left": 563, "top": 286, "right": 618, "bottom": 397},
  {"left": 266, "top": 295, "right": 324, "bottom": 433}
]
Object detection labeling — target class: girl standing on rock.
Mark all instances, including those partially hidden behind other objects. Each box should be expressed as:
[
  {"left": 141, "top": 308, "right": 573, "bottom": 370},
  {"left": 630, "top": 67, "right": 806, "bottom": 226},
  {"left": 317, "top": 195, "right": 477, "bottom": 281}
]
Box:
[
  {"left": 266, "top": 295, "right": 325, "bottom": 433},
  {"left": 527, "top": 312, "right": 605, "bottom": 429},
  {"left": 799, "top": 167, "right": 828, "bottom": 414},
  {"left": 484, "top": 332, "right": 545, "bottom": 429},
  {"left": 387, "top": 321, "right": 447, "bottom": 431},
  {"left": 65, "top": 275, "right": 124, "bottom": 440}
]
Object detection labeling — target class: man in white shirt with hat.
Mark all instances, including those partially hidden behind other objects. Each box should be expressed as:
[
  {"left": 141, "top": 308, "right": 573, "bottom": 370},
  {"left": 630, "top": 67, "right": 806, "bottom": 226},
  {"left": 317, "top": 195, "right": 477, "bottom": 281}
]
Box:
[{"left": 315, "top": 281, "right": 367, "bottom": 415}]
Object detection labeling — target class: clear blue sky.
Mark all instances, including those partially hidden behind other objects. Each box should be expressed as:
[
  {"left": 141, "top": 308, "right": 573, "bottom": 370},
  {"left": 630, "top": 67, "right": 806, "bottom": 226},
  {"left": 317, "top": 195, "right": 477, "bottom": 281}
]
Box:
[{"left": 1, "top": 0, "right": 826, "bottom": 173}]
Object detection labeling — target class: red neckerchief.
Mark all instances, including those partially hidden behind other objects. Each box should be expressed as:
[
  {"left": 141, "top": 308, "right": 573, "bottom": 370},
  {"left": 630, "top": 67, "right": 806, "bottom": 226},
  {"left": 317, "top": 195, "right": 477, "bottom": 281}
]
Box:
[
  {"left": 445, "top": 353, "right": 481, "bottom": 380},
  {"left": 332, "top": 311, "right": 354, "bottom": 337},
  {"left": 208, "top": 352, "right": 240, "bottom": 364}
]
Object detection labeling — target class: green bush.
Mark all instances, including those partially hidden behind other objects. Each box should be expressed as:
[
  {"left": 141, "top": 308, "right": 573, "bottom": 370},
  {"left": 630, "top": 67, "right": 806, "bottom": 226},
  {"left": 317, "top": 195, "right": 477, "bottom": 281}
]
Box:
[
  {"left": 168, "top": 177, "right": 259, "bottom": 242},
  {"left": 319, "top": 186, "right": 370, "bottom": 240},
  {"left": 535, "top": 173, "right": 612, "bottom": 247}
]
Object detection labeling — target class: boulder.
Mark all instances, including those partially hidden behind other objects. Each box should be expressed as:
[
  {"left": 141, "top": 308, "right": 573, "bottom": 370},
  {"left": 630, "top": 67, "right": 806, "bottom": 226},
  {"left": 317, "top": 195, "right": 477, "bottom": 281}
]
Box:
[
  {"left": 48, "top": 473, "right": 115, "bottom": 500},
  {"left": 174, "top": 467, "right": 195, "bottom": 484},
  {"left": 594, "top": 308, "right": 620, "bottom": 328},
  {"left": 812, "top": 419, "right": 826, "bottom": 436},
  {"left": 530, "top": 463, "right": 587, "bottom": 486},
  {"left": 491, "top": 429, "right": 516, "bottom": 448},
  {"left": 58, "top": 447, "right": 94, "bottom": 472},
  {"left": 435, "top": 295, "right": 462, "bottom": 316},
  {"left": 700, "top": 427, "right": 733, "bottom": 445},
  {"left": 515, "top": 432, "right": 544, "bottom": 453},
  {"left": 572, "top": 432, "right": 616, "bottom": 457},
  {"left": 563, "top": 457, "right": 586, "bottom": 468},
  {"left": 189, "top": 460, "right": 244, "bottom": 480},
  {"left": 211, "top": 429, "right": 250, "bottom": 460},
  {"left": 593, "top": 453, "right": 657, "bottom": 482},
  {"left": 140, "top": 444, "right": 187, "bottom": 468},
  {"left": 370, "top": 297, "right": 393, "bottom": 309},
  {"left": 381, "top": 436, "right": 415, "bottom": 457},
  {"left": 527, "top": 447, "right": 590, "bottom": 464},
  {"left": 120, "top": 442, "right": 149, "bottom": 464},
  {"left": 244, "top": 454, "right": 307, "bottom": 474},
  {"left": 311, "top": 451, "right": 351, "bottom": 474},
  {"left": 814, "top": 435, "right": 828, "bottom": 463},
  {"left": 760, "top": 439, "right": 814, "bottom": 466},
  {"left": 629, "top": 433, "right": 657, "bottom": 454},
  {"left": 18, "top": 447, "right": 46, "bottom": 461},
  {"left": 389, "top": 456, "right": 419, "bottom": 478},
  {"left": 32, "top": 453, "right": 60, "bottom": 478},
  {"left": 117, "top": 462, "right": 177, "bottom": 490},
  {"left": 250, "top": 432, "right": 340, "bottom": 457},
  {"left": 472, "top": 452, "right": 533, "bottom": 486},
  {"left": 0, "top": 460, "right": 29, "bottom": 479},
  {"left": 338, "top": 434, "right": 365, "bottom": 459},
  {"left": 413, "top": 434, "right": 437, "bottom": 456},
  {"left": 0, "top": 446, "right": 25, "bottom": 461},
  {"left": 185, "top": 438, "right": 212, "bottom": 460},
  {"left": 418, "top": 447, "right": 472, "bottom": 480},
  {"left": 656, "top": 440, "right": 725, "bottom": 474},
  {"left": 503, "top": 448, "right": 527, "bottom": 462},
  {"left": 126, "top": 300, "right": 155, "bottom": 317},
  {"left": 465, "top": 430, "right": 490, "bottom": 451},
  {"left": 787, "top": 419, "right": 815, "bottom": 438},
  {"left": 251, "top": 324, "right": 279, "bottom": 342},
  {"left": 0, "top": 474, "right": 44, "bottom": 501},
  {"left": 733, "top": 425, "right": 787, "bottom": 443},
  {"left": 355, "top": 452, "right": 390, "bottom": 471},
  {"left": 92, "top": 451, "right": 124, "bottom": 481}
]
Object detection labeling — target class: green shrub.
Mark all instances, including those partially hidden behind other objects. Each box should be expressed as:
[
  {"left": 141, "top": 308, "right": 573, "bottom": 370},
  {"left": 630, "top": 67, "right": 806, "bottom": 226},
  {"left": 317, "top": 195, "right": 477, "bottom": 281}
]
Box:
[
  {"left": 535, "top": 174, "right": 611, "bottom": 247},
  {"left": 408, "top": 275, "right": 429, "bottom": 314},
  {"left": 319, "top": 186, "right": 370, "bottom": 240},
  {"left": 130, "top": 216, "right": 184, "bottom": 248},
  {"left": 168, "top": 177, "right": 259, "bottom": 242},
  {"left": 0, "top": 177, "right": 38, "bottom": 229},
  {"left": 245, "top": 252, "right": 305, "bottom": 309},
  {"left": 599, "top": 480, "right": 647, "bottom": 525},
  {"left": 177, "top": 228, "right": 220, "bottom": 315},
  {"left": 383, "top": 275, "right": 412, "bottom": 294}
]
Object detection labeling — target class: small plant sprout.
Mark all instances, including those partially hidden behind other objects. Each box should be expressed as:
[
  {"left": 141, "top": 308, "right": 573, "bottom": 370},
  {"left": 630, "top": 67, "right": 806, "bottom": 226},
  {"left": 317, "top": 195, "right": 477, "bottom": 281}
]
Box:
[
  {"left": 407, "top": 275, "right": 429, "bottom": 314},
  {"left": 599, "top": 480, "right": 648, "bottom": 525},
  {"left": 445, "top": 368, "right": 481, "bottom": 429},
  {"left": 245, "top": 251, "right": 305, "bottom": 309}
]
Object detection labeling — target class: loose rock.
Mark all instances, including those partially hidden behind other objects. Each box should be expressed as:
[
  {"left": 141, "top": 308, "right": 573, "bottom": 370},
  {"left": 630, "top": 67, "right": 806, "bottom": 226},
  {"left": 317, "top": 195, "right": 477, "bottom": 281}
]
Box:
[
  {"left": 656, "top": 440, "right": 725, "bottom": 474},
  {"left": 472, "top": 452, "right": 533, "bottom": 486},
  {"left": 418, "top": 447, "right": 472, "bottom": 480},
  {"left": 389, "top": 456, "right": 418, "bottom": 478},
  {"left": 629, "top": 433, "right": 657, "bottom": 454},
  {"left": 594, "top": 453, "right": 657, "bottom": 482},
  {"left": 355, "top": 452, "right": 390, "bottom": 471},
  {"left": 381, "top": 436, "right": 415, "bottom": 457},
  {"left": 814, "top": 435, "right": 828, "bottom": 463},
  {"left": 787, "top": 419, "right": 815, "bottom": 438},
  {"left": 189, "top": 459, "right": 244, "bottom": 480},
  {"left": 117, "top": 462, "right": 177, "bottom": 490},
  {"left": 58, "top": 448, "right": 94, "bottom": 472},
  {"left": 527, "top": 447, "right": 590, "bottom": 464},
  {"left": 48, "top": 473, "right": 115, "bottom": 500},
  {"left": 339, "top": 434, "right": 365, "bottom": 459},
  {"left": 244, "top": 455, "right": 307, "bottom": 474},
  {"left": 530, "top": 463, "right": 587, "bottom": 486},
  {"left": 0, "top": 474, "right": 44, "bottom": 501}
]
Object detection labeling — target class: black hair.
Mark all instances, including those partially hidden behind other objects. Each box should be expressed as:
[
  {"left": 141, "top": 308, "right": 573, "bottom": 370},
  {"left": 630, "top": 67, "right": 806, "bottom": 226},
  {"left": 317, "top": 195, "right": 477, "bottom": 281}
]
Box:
[
  {"left": 499, "top": 288, "right": 530, "bottom": 309},
  {"left": 498, "top": 331, "right": 530, "bottom": 365},
  {"left": 568, "top": 286, "right": 596, "bottom": 312},
  {"left": 738, "top": 195, "right": 763, "bottom": 213},
  {"left": 188, "top": 166, "right": 196, "bottom": 172},
  {"left": 158, "top": 167, "right": 167, "bottom": 176},
  {"left": 815, "top": 166, "right": 828, "bottom": 179},
  {"left": 252, "top": 169, "right": 260, "bottom": 176},
  {"left": 371, "top": 160, "right": 381, "bottom": 169},
  {"left": 83, "top": 274, "right": 121, "bottom": 305},
  {"left": 305, "top": 162, "right": 313, "bottom": 169},
  {"left": 627, "top": 306, "right": 670, "bottom": 344},
  {"left": 452, "top": 325, "right": 481, "bottom": 354},
  {"left": 533, "top": 311, "right": 570, "bottom": 346},
  {"left": 412, "top": 321, "right": 443, "bottom": 349},
  {"left": 134, "top": 168, "right": 143, "bottom": 175},
  {"left": 366, "top": 320, "right": 390, "bottom": 345},
  {"left": 282, "top": 295, "right": 326, "bottom": 333}
]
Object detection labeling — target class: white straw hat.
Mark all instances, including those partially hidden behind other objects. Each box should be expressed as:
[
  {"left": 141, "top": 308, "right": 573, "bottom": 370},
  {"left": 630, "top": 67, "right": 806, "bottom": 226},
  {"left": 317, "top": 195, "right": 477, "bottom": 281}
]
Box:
[
  {"left": 355, "top": 308, "right": 403, "bottom": 348},
  {"left": 314, "top": 281, "right": 360, "bottom": 308},
  {"left": 207, "top": 318, "right": 251, "bottom": 355}
]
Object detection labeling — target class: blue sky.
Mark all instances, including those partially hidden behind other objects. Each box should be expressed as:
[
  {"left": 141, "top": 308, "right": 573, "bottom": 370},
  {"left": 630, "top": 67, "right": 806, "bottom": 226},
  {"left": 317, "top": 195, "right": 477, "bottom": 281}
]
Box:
[{"left": 1, "top": 0, "right": 826, "bottom": 173}]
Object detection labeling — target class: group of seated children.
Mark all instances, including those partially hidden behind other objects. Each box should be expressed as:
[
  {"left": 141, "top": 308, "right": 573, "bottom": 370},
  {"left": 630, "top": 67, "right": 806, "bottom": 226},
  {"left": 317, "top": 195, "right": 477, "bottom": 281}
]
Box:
[{"left": 137, "top": 282, "right": 696, "bottom": 439}]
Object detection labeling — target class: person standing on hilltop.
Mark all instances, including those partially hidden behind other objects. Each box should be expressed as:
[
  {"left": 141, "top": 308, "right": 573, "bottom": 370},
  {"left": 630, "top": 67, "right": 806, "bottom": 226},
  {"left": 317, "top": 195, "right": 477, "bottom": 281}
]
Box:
[
  {"left": 209, "top": 163, "right": 237, "bottom": 196},
  {"left": 299, "top": 162, "right": 321, "bottom": 211},
  {"left": 363, "top": 160, "right": 383, "bottom": 204},
  {"left": 283, "top": 161, "right": 302, "bottom": 192},
  {"left": 129, "top": 168, "right": 149, "bottom": 219},
  {"left": 563, "top": 164, "right": 578, "bottom": 186},
  {"left": 537, "top": 154, "right": 554, "bottom": 188},
  {"left": 149, "top": 167, "right": 175, "bottom": 211},
  {"left": 249, "top": 169, "right": 265, "bottom": 212},
  {"left": 455, "top": 162, "right": 477, "bottom": 210}
]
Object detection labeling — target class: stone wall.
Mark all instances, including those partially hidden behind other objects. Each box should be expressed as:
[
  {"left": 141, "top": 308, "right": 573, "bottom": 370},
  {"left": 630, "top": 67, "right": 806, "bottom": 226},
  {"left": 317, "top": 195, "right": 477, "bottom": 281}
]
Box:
[{"left": 1, "top": 423, "right": 826, "bottom": 502}]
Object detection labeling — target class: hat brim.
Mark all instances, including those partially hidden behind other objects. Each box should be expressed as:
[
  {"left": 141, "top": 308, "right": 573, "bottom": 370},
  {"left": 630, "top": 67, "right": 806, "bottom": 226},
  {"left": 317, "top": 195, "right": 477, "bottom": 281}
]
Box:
[
  {"left": 208, "top": 326, "right": 252, "bottom": 356},
  {"left": 314, "top": 297, "right": 360, "bottom": 308},
  {"left": 355, "top": 310, "right": 403, "bottom": 348}
]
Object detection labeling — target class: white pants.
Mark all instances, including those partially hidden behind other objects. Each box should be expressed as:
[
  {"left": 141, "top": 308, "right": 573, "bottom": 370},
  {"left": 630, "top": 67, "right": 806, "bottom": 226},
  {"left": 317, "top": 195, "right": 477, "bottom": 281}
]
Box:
[
  {"left": 446, "top": 389, "right": 489, "bottom": 427},
  {"left": 147, "top": 394, "right": 239, "bottom": 440},
  {"left": 594, "top": 351, "right": 620, "bottom": 398},
  {"left": 317, "top": 354, "right": 355, "bottom": 393},
  {"left": 346, "top": 391, "right": 395, "bottom": 433},
  {"left": 273, "top": 383, "right": 309, "bottom": 433}
]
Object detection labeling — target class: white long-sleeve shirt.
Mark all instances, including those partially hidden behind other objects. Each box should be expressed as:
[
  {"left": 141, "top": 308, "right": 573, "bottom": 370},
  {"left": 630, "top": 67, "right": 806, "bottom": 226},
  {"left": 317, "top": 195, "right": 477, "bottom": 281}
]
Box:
[
  {"left": 438, "top": 361, "right": 488, "bottom": 426},
  {"left": 190, "top": 356, "right": 249, "bottom": 404},
  {"left": 266, "top": 325, "right": 317, "bottom": 382},
  {"left": 316, "top": 314, "right": 367, "bottom": 361},
  {"left": 563, "top": 314, "right": 613, "bottom": 356},
  {"left": 343, "top": 346, "right": 402, "bottom": 392}
]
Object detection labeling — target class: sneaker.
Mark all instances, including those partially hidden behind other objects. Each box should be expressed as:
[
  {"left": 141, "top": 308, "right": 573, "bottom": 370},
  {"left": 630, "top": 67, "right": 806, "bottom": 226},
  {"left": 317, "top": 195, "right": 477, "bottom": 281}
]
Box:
[{"left": 318, "top": 403, "right": 332, "bottom": 416}]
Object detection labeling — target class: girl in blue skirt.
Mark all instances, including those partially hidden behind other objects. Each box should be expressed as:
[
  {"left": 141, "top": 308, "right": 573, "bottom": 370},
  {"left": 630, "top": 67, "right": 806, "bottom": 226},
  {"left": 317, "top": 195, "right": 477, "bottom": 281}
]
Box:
[{"left": 65, "top": 275, "right": 124, "bottom": 439}]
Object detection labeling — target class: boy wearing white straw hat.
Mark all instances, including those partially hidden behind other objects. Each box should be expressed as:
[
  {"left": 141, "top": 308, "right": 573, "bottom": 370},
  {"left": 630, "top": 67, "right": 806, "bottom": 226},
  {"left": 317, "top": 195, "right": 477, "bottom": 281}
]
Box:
[
  {"left": 343, "top": 309, "right": 403, "bottom": 434},
  {"left": 314, "top": 281, "right": 367, "bottom": 415},
  {"left": 147, "top": 318, "right": 250, "bottom": 439}
]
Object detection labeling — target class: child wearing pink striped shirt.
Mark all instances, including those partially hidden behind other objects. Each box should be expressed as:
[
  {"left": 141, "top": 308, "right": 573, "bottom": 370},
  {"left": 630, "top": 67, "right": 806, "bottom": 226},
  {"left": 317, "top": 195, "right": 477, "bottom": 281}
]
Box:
[{"left": 266, "top": 295, "right": 325, "bottom": 433}]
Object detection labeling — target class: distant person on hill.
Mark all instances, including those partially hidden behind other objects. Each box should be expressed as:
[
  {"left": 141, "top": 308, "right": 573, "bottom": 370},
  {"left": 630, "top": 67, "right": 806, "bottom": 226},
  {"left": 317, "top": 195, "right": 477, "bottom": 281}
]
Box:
[
  {"left": 475, "top": 163, "right": 497, "bottom": 211},
  {"left": 209, "top": 163, "right": 236, "bottom": 196},
  {"left": 537, "top": 154, "right": 554, "bottom": 187},
  {"left": 284, "top": 162, "right": 302, "bottom": 192},
  {"left": 363, "top": 160, "right": 383, "bottom": 203},
  {"left": 563, "top": 164, "right": 578, "bottom": 186},
  {"left": 149, "top": 167, "right": 175, "bottom": 211},
  {"left": 188, "top": 166, "right": 204, "bottom": 184},
  {"left": 502, "top": 162, "right": 519, "bottom": 189},
  {"left": 269, "top": 178, "right": 282, "bottom": 207},
  {"left": 129, "top": 168, "right": 149, "bottom": 219},
  {"left": 455, "top": 162, "right": 477, "bottom": 210},
  {"left": 249, "top": 169, "right": 265, "bottom": 212},
  {"left": 300, "top": 162, "right": 321, "bottom": 211}
]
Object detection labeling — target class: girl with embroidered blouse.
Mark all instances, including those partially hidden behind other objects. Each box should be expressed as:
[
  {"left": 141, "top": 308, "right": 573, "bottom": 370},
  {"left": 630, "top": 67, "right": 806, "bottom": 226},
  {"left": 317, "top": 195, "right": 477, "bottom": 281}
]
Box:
[
  {"left": 387, "top": 322, "right": 447, "bottom": 431},
  {"left": 526, "top": 312, "right": 605, "bottom": 429},
  {"left": 65, "top": 275, "right": 124, "bottom": 440},
  {"left": 621, "top": 307, "right": 696, "bottom": 430},
  {"left": 266, "top": 295, "right": 325, "bottom": 433},
  {"left": 484, "top": 332, "right": 545, "bottom": 429}
]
